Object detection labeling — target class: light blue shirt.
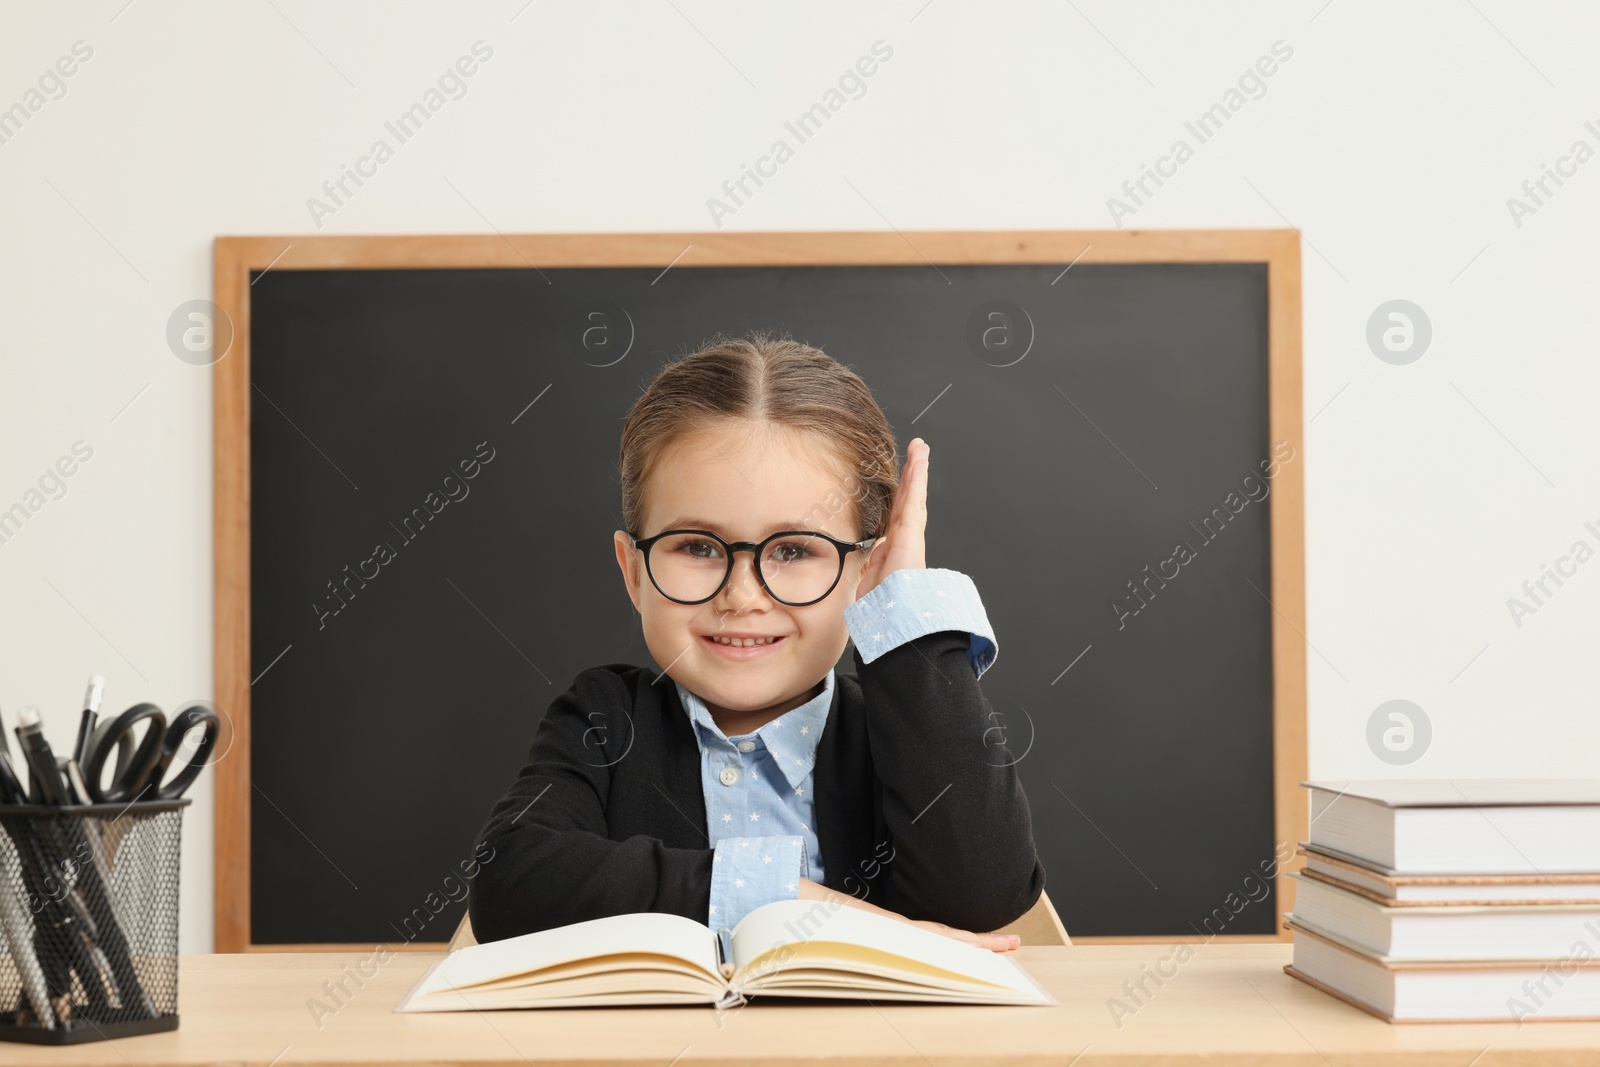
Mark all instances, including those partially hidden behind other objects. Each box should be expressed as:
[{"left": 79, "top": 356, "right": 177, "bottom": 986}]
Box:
[{"left": 673, "top": 567, "right": 996, "bottom": 960}]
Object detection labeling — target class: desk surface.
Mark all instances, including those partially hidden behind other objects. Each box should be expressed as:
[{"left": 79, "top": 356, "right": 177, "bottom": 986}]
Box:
[{"left": 11, "top": 945, "right": 1600, "bottom": 1066}]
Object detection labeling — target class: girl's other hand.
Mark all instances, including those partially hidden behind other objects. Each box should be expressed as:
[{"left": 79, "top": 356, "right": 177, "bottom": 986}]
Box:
[
  {"left": 795, "top": 876, "right": 1020, "bottom": 953},
  {"left": 854, "top": 437, "right": 929, "bottom": 600}
]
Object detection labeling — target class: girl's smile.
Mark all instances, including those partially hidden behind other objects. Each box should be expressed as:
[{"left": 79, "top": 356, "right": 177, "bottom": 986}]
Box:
[{"left": 701, "top": 631, "right": 789, "bottom": 658}]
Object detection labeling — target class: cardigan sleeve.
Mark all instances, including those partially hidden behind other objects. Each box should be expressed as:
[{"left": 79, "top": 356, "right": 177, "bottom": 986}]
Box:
[
  {"left": 843, "top": 567, "right": 998, "bottom": 678},
  {"left": 466, "top": 667, "right": 714, "bottom": 944},
  {"left": 848, "top": 625, "right": 1045, "bottom": 933}
]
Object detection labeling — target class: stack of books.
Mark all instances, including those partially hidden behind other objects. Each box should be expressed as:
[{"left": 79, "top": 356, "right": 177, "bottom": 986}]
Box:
[{"left": 1285, "top": 779, "right": 1600, "bottom": 1022}]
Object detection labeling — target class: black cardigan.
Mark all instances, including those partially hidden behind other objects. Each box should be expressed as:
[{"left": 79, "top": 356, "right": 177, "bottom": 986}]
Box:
[{"left": 467, "top": 630, "right": 1045, "bottom": 943}]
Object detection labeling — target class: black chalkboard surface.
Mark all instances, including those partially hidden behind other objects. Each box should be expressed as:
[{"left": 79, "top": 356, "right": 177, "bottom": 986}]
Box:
[{"left": 246, "top": 258, "right": 1286, "bottom": 944}]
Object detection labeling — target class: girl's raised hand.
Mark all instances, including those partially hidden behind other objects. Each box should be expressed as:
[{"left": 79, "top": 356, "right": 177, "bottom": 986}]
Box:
[{"left": 855, "top": 437, "right": 928, "bottom": 600}]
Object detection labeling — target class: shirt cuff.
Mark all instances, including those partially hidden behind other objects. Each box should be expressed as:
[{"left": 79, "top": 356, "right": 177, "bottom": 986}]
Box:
[
  {"left": 843, "top": 567, "right": 998, "bottom": 678},
  {"left": 709, "top": 834, "right": 805, "bottom": 962}
]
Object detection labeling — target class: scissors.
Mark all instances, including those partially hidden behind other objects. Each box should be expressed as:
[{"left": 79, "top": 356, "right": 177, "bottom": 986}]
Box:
[{"left": 80, "top": 701, "right": 220, "bottom": 804}]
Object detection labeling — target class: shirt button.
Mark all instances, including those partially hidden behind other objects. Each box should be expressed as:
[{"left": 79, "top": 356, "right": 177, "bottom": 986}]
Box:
[
  {"left": 736, "top": 740, "right": 756, "bottom": 753},
  {"left": 719, "top": 767, "right": 740, "bottom": 786}
]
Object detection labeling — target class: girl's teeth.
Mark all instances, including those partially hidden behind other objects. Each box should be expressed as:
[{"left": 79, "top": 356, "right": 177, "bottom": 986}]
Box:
[{"left": 714, "top": 636, "right": 775, "bottom": 647}]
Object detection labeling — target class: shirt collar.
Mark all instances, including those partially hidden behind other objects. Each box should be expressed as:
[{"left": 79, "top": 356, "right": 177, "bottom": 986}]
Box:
[{"left": 674, "top": 671, "right": 833, "bottom": 792}]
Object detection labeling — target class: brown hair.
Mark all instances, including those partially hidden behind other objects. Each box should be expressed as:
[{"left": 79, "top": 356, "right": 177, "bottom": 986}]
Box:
[{"left": 618, "top": 332, "right": 899, "bottom": 542}]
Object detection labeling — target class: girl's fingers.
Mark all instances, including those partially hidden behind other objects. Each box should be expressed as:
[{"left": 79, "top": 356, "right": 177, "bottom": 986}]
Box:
[
  {"left": 884, "top": 443, "right": 911, "bottom": 531},
  {"left": 960, "top": 931, "right": 1020, "bottom": 952},
  {"left": 914, "top": 920, "right": 1020, "bottom": 953},
  {"left": 888, "top": 442, "right": 917, "bottom": 526},
  {"left": 897, "top": 439, "right": 927, "bottom": 554},
  {"left": 858, "top": 440, "right": 928, "bottom": 596},
  {"left": 912, "top": 440, "right": 928, "bottom": 526}
]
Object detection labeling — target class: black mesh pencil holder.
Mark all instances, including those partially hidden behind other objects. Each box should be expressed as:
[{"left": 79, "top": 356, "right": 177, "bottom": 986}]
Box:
[{"left": 0, "top": 799, "right": 188, "bottom": 1044}]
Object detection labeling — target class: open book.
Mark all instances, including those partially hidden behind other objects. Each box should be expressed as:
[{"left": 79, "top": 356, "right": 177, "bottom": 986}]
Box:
[{"left": 396, "top": 899, "right": 1055, "bottom": 1011}]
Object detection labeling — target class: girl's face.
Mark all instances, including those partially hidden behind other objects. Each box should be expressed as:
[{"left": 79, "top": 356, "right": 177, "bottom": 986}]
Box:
[{"left": 613, "top": 421, "right": 871, "bottom": 723}]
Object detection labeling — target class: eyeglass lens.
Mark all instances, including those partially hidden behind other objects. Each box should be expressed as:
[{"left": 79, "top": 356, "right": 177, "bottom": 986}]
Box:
[{"left": 647, "top": 532, "right": 842, "bottom": 604}]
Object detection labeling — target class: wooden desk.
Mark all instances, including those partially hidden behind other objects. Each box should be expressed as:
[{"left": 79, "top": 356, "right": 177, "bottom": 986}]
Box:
[{"left": 12, "top": 946, "right": 1600, "bottom": 1065}]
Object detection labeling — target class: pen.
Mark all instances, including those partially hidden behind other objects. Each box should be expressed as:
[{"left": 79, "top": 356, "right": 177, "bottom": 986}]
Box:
[
  {"left": 0, "top": 832, "right": 58, "bottom": 1030},
  {"left": 0, "top": 706, "right": 27, "bottom": 806},
  {"left": 41, "top": 862, "right": 117, "bottom": 1018},
  {"left": 70, "top": 812, "right": 158, "bottom": 1018},
  {"left": 64, "top": 758, "right": 90, "bottom": 806},
  {"left": 72, "top": 674, "right": 105, "bottom": 770},
  {"left": 0, "top": 749, "right": 24, "bottom": 805},
  {"left": 6, "top": 814, "right": 85, "bottom": 1026},
  {"left": 14, "top": 707, "right": 71, "bottom": 807}
]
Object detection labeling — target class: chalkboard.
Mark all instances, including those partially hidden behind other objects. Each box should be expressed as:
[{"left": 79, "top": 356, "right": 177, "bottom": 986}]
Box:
[{"left": 216, "top": 232, "right": 1306, "bottom": 949}]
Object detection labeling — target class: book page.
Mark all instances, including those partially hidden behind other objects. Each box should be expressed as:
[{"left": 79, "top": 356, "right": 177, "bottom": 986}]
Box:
[
  {"left": 407, "top": 912, "right": 722, "bottom": 1002},
  {"left": 728, "top": 899, "right": 1042, "bottom": 999}
]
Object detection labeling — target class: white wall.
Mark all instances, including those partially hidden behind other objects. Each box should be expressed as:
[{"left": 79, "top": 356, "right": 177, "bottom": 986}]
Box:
[{"left": 1, "top": 2, "right": 1595, "bottom": 953}]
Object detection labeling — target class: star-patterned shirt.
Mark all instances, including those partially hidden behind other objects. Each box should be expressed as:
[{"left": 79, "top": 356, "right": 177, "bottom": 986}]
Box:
[{"left": 675, "top": 567, "right": 997, "bottom": 962}]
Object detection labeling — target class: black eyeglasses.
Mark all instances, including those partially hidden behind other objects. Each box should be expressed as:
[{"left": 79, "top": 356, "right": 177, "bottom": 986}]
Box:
[{"left": 628, "top": 528, "right": 877, "bottom": 606}]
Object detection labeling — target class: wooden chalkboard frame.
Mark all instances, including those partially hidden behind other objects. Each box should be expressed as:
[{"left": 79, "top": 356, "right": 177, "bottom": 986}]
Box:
[{"left": 213, "top": 230, "right": 1306, "bottom": 953}]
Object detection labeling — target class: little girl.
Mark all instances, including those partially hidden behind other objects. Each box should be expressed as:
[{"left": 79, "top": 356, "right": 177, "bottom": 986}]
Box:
[{"left": 467, "top": 334, "right": 1043, "bottom": 955}]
